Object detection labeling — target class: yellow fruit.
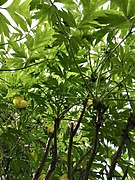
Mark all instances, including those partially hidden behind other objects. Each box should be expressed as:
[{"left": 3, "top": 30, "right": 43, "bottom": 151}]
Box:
[
  {"left": 13, "top": 96, "right": 23, "bottom": 103},
  {"left": 13, "top": 96, "right": 28, "bottom": 109},
  {"left": 60, "top": 174, "right": 68, "bottom": 180},
  {"left": 60, "top": 156, "right": 67, "bottom": 161},
  {"left": 31, "top": 151, "right": 36, "bottom": 158},
  {"left": 47, "top": 125, "right": 54, "bottom": 134},
  {"left": 38, "top": 174, "right": 45, "bottom": 180},
  {"left": 86, "top": 99, "right": 93, "bottom": 107},
  {"left": 19, "top": 100, "right": 28, "bottom": 108}
]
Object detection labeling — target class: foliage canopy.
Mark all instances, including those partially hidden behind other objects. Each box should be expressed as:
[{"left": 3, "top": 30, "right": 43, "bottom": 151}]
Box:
[{"left": 0, "top": 0, "right": 135, "bottom": 179}]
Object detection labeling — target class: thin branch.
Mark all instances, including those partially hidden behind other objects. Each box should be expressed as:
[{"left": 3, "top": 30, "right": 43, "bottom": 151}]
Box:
[
  {"left": 73, "top": 96, "right": 89, "bottom": 136},
  {"left": 0, "top": 20, "right": 39, "bottom": 47},
  {"left": 68, "top": 39, "right": 94, "bottom": 99},
  {"left": 96, "top": 19, "right": 135, "bottom": 73},
  {"left": 67, "top": 96, "right": 88, "bottom": 179},
  {"left": 95, "top": 19, "right": 135, "bottom": 98},
  {"left": 0, "top": 77, "right": 11, "bottom": 85},
  {"left": 88, "top": 47, "right": 93, "bottom": 73},
  {"left": 125, "top": 84, "right": 135, "bottom": 114},
  {"left": 106, "top": 98, "right": 135, "bottom": 101},
  {"left": 75, "top": 169, "right": 123, "bottom": 178},
  {"left": 59, "top": 105, "right": 75, "bottom": 119},
  {"left": 0, "top": 33, "right": 26, "bottom": 47},
  {"left": 0, "top": 59, "right": 46, "bottom": 72},
  {"left": 101, "top": 68, "right": 134, "bottom": 101},
  {"left": 122, "top": 166, "right": 129, "bottom": 180},
  {"left": 83, "top": 124, "right": 100, "bottom": 180},
  {"left": 33, "top": 135, "right": 54, "bottom": 180},
  {"left": 45, "top": 118, "right": 60, "bottom": 179},
  {"left": 63, "top": 96, "right": 135, "bottom": 102},
  {"left": 83, "top": 103, "right": 108, "bottom": 180},
  {"left": 67, "top": 122, "right": 74, "bottom": 180},
  {"left": 49, "top": 0, "right": 94, "bottom": 99},
  {"left": 71, "top": 149, "right": 91, "bottom": 176},
  {"left": 107, "top": 115, "right": 135, "bottom": 180}
]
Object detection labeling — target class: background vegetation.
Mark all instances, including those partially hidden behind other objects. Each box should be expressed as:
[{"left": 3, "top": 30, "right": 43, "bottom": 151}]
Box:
[{"left": 0, "top": 0, "right": 135, "bottom": 179}]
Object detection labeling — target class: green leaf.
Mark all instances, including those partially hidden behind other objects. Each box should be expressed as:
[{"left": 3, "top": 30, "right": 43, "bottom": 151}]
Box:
[
  {"left": 6, "top": 0, "right": 31, "bottom": 31},
  {"left": 0, "top": 0, "right": 7, "bottom": 6},
  {"left": 7, "top": 0, "right": 31, "bottom": 18},
  {"left": 9, "top": 41, "right": 27, "bottom": 58},
  {"left": 29, "top": 0, "right": 40, "bottom": 11},
  {"left": 8, "top": 11, "right": 28, "bottom": 31},
  {"left": 127, "top": 0, "right": 135, "bottom": 18},
  {"left": 81, "top": 0, "right": 108, "bottom": 16},
  {"left": 94, "top": 10, "right": 128, "bottom": 27},
  {"left": 112, "top": 0, "right": 128, "bottom": 16},
  {"left": 58, "top": 10, "right": 76, "bottom": 28},
  {"left": 0, "top": 13, "right": 10, "bottom": 37}
]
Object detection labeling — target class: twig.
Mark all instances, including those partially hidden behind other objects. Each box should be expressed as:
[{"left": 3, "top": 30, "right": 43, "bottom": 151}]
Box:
[
  {"left": 95, "top": 19, "right": 135, "bottom": 98},
  {"left": 88, "top": 47, "right": 93, "bottom": 73},
  {"left": 0, "top": 59, "right": 46, "bottom": 72},
  {"left": 71, "top": 149, "right": 91, "bottom": 176},
  {"left": 96, "top": 19, "right": 135, "bottom": 73},
  {"left": 63, "top": 96, "right": 135, "bottom": 102},
  {"left": 75, "top": 169, "right": 123, "bottom": 178},
  {"left": 125, "top": 84, "right": 135, "bottom": 114},
  {"left": 0, "top": 18, "right": 39, "bottom": 47},
  {"left": 0, "top": 77, "right": 11, "bottom": 85},
  {"left": 68, "top": 39, "right": 94, "bottom": 99},
  {"left": 122, "top": 165, "right": 129, "bottom": 180},
  {"left": 101, "top": 68, "right": 134, "bottom": 101}
]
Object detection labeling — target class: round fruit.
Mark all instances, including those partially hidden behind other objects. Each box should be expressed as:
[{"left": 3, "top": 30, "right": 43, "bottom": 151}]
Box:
[
  {"left": 86, "top": 99, "right": 93, "bottom": 107},
  {"left": 13, "top": 96, "right": 28, "bottom": 109},
  {"left": 38, "top": 174, "right": 45, "bottom": 180},
  {"left": 47, "top": 125, "right": 54, "bottom": 134},
  {"left": 19, "top": 100, "right": 28, "bottom": 108},
  {"left": 31, "top": 151, "right": 36, "bottom": 158},
  {"left": 60, "top": 174, "right": 68, "bottom": 180}
]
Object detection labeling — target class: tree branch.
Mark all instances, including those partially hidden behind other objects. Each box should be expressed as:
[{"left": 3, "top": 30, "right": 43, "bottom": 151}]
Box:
[
  {"left": 68, "top": 39, "right": 94, "bottom": 99},
  {"left": 83, "top": 123, "right": 100, "bottom": 180},
  {"left": 73, "top": 96, "right": 89, "bottom": 136},
  {"left": 67, "top": 97, "right": 88, "bottom": 179},
  {"left": 96, "top": 19, "right": 135, "bottom": 73},
  {"left": 45, "top": 118, "right": 60, "bottom": 179},
  {"left": 122, "top": 166, "right": 129, "bottom": 180},
  {"left": 49, "top": 0, "right": 94, "bottom": 99},
  {"left": 83, "top": 102, "right": 108, "bottom": 180},
  {"left": 33, "top": 135, "right": 54, "bottom": 180},
  {"left": 0, "top": 60, "right": 46, "bottom": 72},
  {"left": 71, "top": 149, "right": 91, "bottom": 176},
  {"left": 67, "top": 122, "right": 74, "bottom": 180},
  {"left": 107, "top": 114, "right": 135, "bottom": 180},
  {"left": 101, "top": 69, "right": 134, "bottom": 101}
]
